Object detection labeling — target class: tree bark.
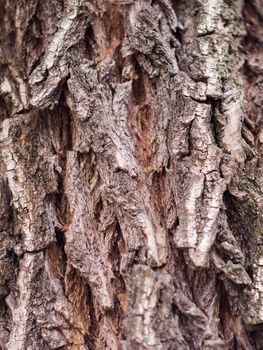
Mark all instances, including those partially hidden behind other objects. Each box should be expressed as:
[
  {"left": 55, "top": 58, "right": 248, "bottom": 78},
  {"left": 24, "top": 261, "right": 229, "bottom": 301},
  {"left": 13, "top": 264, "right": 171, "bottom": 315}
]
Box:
[{"left": 0, "top": 0, "right": 263, "bottom": 349}]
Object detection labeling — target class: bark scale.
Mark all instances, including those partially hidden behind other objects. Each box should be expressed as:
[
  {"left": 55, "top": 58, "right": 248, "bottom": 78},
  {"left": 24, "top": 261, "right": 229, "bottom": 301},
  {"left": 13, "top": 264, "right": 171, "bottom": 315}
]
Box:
[{"left": 0, "top": 0, "right": 263, "bottom": 349}]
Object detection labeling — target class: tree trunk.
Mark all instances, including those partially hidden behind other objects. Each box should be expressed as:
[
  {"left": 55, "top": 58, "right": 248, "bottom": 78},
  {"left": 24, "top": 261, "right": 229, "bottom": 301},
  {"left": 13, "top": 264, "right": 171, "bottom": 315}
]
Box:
[{"left": 0, "top": 0, "right": 263, "bottom": 349}]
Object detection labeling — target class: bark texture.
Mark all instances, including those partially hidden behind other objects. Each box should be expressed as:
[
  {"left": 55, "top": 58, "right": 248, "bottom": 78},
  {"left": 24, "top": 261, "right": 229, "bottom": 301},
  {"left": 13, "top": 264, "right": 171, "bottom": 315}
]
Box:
[{"left": 0, "top": 0, "right": 263, "bottom": 349}]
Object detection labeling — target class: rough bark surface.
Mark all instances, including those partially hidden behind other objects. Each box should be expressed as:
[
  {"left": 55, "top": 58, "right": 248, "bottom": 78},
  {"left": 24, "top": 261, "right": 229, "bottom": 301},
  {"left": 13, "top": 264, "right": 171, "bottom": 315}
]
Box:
[{"left": 0, "top": 0, "right": 263, "bottom": 349}]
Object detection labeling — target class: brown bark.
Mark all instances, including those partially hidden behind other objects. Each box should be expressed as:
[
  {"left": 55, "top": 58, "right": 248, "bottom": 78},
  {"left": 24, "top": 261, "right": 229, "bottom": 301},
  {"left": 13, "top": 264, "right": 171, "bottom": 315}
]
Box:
[{"left": 0, "top": 0, "right": 263, "bottom": 349}]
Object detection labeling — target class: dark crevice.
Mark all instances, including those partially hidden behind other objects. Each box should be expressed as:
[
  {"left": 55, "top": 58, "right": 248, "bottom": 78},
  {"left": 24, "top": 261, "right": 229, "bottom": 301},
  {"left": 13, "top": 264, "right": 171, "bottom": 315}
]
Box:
[
  {"left": 55, "top": 229, "right": 66, "bottom": 253},
  {"left": 218, "top": 280, "right": 233, "bottom": 343},
  {"left": 151, "top": 168, "right": 166, "bottom": 221},
  {"left": 110, "top": 219, "right": 126, "bottom": 283},
  {"left": 223, "top": 191, "right": 254, "bottom": 264},
  {"left": 186, "top": 117, "right": 194, "bottom": 158},
  {"left": 29, "top": 52, "right": 45, "bottom": 76},
  {"left": 243, "top": 0, "right": 263, "bottom": 44},
  {"left": 94, "top": 197, "right": 103, "bottom": 221},
  {"left": 173, "top": 30, "right": 190, "bottom": 74},
  {"left": 0, "top": 95, "right": 10, "bottom": 121},
  {"left": 240, "top": 0, "right": 263, "bottom": 157},
  {"left": 0, "top": 298, "right": 12, "bottom": 345},
  {"left": 209, "top": 99, "right": 222, "bottom": 150},
  {"left": 249, "top": 327, "right": 263, "bottom": 350},
  {"left": 85, "top": 284, "right": 99, "bottom": 350},
  {"left": 84, "top": 25, "right": 95, "bottom": 61},
  {"left": 131, "top": 58, "right": 147, "bottom": 106},
  {"left": 247, "top": 264, "right": 254, "bottom": 282}
]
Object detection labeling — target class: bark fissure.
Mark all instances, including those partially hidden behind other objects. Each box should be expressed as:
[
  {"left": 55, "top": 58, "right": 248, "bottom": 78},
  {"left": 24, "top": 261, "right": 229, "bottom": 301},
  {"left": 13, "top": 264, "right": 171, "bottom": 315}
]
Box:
[{"left": 1, "top": 0, "right": 263, "bottom": 349}]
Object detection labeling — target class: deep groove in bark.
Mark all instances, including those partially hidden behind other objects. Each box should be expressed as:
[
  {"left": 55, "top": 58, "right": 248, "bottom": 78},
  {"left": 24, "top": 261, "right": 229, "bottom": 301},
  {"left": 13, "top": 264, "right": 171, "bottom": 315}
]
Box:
[{"left": 1, "top": 0, "right": 263, "bottom": 348}]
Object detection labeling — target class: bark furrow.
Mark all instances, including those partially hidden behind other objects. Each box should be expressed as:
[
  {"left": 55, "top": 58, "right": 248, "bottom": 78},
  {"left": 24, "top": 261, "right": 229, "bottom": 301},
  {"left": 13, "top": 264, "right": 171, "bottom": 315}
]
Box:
[{"left": 0, "top": 0, "right": 263, "bottom": 349}]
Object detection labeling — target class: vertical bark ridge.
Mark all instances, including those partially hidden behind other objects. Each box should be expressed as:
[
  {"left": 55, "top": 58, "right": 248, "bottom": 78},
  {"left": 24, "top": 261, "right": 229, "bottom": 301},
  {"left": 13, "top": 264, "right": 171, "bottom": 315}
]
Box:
[{"left": 0, "top": 0, "right": 263, "bottom": 349}]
